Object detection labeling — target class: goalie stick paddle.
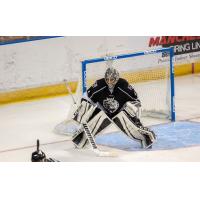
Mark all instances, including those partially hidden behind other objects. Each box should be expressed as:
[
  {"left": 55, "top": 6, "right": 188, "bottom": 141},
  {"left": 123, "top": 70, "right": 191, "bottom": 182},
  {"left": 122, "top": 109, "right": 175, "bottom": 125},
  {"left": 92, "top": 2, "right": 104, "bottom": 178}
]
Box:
[
  {"left": 82, "top": 123, "right": 98, "bottom": 149},
  {"left": 82, "top": 122, "right": 117, "bottom": 157},
  {"left": 64, "top": 79, "right": 117, "bottom": 157}
]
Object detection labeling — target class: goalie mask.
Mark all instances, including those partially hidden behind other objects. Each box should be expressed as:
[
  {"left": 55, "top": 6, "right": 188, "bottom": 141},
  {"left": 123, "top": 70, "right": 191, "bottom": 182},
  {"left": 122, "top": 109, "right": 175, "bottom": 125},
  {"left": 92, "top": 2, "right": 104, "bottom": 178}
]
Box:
[{"left": 105, "top": 67, "right": 119, "bottom": 90}]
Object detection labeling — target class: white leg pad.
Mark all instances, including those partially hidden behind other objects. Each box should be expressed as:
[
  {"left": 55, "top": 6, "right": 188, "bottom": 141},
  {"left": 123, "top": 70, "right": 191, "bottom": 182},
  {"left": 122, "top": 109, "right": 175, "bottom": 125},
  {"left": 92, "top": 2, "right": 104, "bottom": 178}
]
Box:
[
  {"left": 73, "top": 100, "right": 96, "bottom": 124},
  {"left": 113, "top": 111, "right": 146, "bottom": 143}
]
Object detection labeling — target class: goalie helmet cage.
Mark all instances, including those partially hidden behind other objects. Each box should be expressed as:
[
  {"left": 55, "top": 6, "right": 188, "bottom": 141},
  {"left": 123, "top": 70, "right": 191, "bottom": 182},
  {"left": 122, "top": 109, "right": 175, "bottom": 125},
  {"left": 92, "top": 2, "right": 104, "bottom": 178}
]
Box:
[{"left": 79, "top": 47, "right": 175, "bottom": 121}]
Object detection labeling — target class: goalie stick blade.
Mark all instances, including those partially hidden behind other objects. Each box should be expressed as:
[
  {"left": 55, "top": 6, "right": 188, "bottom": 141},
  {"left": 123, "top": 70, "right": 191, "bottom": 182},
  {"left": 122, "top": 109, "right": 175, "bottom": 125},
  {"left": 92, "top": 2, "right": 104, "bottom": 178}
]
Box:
[
  {"left": 44, "top": 158, "right": 60, "bottom": 162},
  {"left": 92, "top": 148, "right": 118, "bottom": 157}
]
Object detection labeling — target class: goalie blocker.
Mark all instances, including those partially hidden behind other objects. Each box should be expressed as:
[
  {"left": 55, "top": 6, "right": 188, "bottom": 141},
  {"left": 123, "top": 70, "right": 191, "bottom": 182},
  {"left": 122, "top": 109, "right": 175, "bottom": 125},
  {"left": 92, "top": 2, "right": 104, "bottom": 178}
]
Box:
[{"left": 72, "top": 99, "right": 156, "bottom": 149}]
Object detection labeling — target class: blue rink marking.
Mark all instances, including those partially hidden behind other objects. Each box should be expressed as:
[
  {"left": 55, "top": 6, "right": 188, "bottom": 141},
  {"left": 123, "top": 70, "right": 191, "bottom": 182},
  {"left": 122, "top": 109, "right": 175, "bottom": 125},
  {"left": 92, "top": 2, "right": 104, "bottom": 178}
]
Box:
[{"left": 96, "top": 121, "right": 200, "bottom": 151}]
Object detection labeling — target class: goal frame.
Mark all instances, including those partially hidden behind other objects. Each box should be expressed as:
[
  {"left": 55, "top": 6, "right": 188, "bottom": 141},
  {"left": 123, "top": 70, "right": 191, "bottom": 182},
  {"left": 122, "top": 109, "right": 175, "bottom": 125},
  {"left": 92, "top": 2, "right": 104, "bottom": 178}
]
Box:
[{"left": 81, "top": 47, "right": 175, "bottom": 121}]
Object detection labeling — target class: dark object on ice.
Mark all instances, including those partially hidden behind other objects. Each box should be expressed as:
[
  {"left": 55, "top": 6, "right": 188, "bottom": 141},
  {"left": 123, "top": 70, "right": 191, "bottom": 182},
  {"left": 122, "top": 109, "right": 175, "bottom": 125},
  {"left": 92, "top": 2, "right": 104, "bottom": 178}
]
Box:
[{"left": 31, "top": 139, "right": 60, "bottom": 162}]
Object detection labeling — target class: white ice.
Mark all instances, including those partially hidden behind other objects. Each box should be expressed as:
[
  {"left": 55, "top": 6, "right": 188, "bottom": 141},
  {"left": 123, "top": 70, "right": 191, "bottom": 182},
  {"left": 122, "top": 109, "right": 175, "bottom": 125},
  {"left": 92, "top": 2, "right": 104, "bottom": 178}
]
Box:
[{"left": 0, "top": 74, "right": 200, "bottom": 161}]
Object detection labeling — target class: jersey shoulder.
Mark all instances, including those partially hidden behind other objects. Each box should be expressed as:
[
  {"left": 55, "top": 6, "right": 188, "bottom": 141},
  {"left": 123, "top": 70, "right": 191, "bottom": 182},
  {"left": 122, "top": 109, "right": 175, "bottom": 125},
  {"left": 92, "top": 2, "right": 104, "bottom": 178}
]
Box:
[
  {"left": 117, "top": 78, "right": 136, "bottom": 93},
  {"left": 116, "top": 78, "right": 129, "bottom": 88},
  {"left": 92, "top": 78, "right": 106, "bottom": 89},
  {"left": 87, "top": 78, "right": 107, "bottom": 96}
]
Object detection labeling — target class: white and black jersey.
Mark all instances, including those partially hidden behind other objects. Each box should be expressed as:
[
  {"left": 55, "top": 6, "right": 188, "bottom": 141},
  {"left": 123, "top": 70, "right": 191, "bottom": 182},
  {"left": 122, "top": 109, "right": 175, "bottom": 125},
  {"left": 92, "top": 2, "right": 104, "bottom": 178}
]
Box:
[{"left": 87, "top": 78, "right": 140, "bottom": 118}]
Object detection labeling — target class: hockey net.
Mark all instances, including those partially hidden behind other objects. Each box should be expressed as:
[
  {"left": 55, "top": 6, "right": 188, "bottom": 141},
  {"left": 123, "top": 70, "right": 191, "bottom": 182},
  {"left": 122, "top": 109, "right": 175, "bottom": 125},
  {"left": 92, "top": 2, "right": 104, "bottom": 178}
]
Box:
[
  {"left": 80, "top": 48, "right": 174, "bottom": 119},
  {"left": 54, "top": 48, "right": 175, "bottom": 135}
]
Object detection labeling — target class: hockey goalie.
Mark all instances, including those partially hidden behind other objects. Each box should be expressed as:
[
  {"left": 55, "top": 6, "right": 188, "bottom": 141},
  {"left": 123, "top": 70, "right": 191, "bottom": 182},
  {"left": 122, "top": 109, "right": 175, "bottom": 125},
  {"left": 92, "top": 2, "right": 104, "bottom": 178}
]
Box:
[{"left": 71, "top": 67, "right": 156, "bottom": 151}]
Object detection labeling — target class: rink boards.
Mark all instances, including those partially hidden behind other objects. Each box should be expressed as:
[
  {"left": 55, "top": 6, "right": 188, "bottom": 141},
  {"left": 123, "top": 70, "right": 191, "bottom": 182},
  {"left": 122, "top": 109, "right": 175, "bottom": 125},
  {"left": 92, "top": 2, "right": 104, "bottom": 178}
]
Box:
[{"left": 0, "top": 61, "right": 200, "bottom": 104}]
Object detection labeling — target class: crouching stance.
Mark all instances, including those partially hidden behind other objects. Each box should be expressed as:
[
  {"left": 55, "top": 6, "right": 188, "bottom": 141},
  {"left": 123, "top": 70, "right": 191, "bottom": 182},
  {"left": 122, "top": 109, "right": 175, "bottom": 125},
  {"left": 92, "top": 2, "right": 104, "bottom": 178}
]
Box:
[{"left": 71, "top": 67, "right": 156, "bottom": 150}]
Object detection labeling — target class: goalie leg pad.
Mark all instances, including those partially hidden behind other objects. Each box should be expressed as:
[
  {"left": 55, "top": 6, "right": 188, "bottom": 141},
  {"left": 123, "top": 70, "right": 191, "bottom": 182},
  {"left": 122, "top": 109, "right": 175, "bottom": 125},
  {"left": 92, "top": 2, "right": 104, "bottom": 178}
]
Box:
[
  {"left": 72, "top": 110, "right": 111, "bottom": 148},
  {"left": 73, "top": 99, "right": 97, "bottom": 124},
  {"left": 138, "top": 127, "right": 156, "bottom": 148},
  {"left": 113, "top": 111, "right": 146, "bottom": 143},
  {"left": 113, "top": 111, "right": 156, "bottom": 148},
  {"left": 123, "top": 101, "right": 141, "bottom": 119}
]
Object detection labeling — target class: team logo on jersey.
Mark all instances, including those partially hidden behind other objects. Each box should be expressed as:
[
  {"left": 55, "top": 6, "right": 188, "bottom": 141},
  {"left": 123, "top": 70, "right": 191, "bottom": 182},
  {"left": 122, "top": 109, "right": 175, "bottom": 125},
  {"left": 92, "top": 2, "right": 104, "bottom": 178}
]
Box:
[{"left": 103, "top": 97, "right": 119, "bottom": 113}]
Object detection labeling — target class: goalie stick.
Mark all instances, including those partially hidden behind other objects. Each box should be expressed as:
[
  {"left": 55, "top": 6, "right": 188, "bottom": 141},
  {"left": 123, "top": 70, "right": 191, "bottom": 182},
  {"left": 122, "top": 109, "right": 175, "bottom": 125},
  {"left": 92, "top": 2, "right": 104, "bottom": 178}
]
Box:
[
  {"left": 63, "top": 79, "right": 77, "bottom": 106},
  {"left": 64, "top": 79, "right": 117, "bottom": 157},
  {"left": 82, "top": 123, "right": 117, "bottom": 157}
]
